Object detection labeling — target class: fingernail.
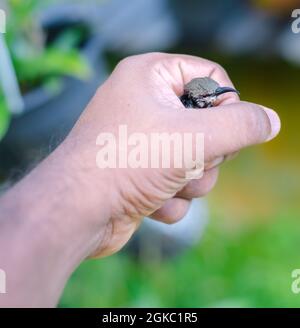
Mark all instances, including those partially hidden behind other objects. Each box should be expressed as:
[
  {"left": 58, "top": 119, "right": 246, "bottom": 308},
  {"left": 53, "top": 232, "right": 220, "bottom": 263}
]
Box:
[
  {"left": 205, "top": 156, "right": 225, "bottom": 170},
  {"left": 224, "top": 151, "right": 239, "bottom": 162},
  {"left": 261, "top": 106, "right": 281, "bottom": 141},
  {"left": 185, "top": 168, "right": 204, "bottom": 180}
]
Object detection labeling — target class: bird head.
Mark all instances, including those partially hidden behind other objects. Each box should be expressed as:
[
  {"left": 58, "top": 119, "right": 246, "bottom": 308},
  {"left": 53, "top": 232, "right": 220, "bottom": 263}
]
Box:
[{"left": 181, "top": 77, "right": 239, "bottom": 109}]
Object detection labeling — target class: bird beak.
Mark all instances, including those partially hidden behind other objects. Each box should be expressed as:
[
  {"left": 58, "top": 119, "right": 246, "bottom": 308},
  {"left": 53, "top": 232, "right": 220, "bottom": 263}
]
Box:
[{"left": 215, "top": 87, "right": 239, "bottom": 96}]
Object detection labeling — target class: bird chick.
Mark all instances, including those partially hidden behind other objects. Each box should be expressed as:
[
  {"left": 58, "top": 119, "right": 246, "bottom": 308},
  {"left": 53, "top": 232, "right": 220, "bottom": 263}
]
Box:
[{"left": 180, "top": 77, "right": 239, "bottom": 109}]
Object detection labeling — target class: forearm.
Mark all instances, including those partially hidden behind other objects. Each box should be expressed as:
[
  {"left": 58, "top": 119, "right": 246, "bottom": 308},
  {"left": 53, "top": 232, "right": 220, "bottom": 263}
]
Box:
[{"left": 0, "top": 143, "right": 109, "bottom": 307}]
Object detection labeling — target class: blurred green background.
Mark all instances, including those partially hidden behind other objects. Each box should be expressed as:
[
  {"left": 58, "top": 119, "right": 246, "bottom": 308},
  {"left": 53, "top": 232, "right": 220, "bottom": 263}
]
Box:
[
  {"left": 60, "top": 58, "right": 300, "bottom": 307},
  {"left": 1, "top": 0, "right": 300, "bottom": 308}
]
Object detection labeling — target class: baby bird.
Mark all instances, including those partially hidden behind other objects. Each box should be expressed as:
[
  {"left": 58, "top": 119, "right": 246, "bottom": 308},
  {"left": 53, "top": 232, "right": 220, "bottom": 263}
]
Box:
[{"left": 180, "top": 77, "right": 239, "bottom": 109}]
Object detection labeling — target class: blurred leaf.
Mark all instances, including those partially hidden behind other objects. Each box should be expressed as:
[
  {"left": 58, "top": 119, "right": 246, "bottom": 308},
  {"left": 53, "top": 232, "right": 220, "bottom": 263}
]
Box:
[
  {"left": 5, "top": 0, "right": 92, "bottom": 90},
  {"left": 0, "top": 99, "right": 10, "bottom": 141},
  {"left": 53, "top": 27, "right": 88, "bottom": 50},
  {"left": 43, "top": 76, "right": 64, "bottom": 94},
  {"left": 0, "top": 0, "right": 92, "bottom": 139},
  {"left": 13, "top": 48, "right": 91, "bottom": 86}
]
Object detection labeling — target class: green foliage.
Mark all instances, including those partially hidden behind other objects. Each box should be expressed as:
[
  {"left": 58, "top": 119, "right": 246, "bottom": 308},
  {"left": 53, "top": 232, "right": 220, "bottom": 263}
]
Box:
[
  {"left": 0, "top": 0, "right": 91, "bottom": 140},
  {"left": 13, "top": 47, "right": 91, "bottom": 88},
  {"left": 0, "top": 98, "right": 9, "bottom": 140},
  {"left": 60, "top": 213, "right": 300, "bottom": 308}
]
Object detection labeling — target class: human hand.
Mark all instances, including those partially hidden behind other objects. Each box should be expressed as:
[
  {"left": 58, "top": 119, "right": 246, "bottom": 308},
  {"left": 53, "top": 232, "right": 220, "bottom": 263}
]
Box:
[{"left": 61, "top": 53, "right": 280, "bottom": 258}]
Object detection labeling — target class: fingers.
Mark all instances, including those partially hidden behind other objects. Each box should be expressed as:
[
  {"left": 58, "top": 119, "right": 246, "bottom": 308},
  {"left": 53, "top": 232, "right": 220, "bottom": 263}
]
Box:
[
  {"left": 205, "top": 156, "right": 225, "bottom": 171},
  {"left": 145, "top": 53, "right": 239, "bottom": 104},
  {"left": 150, "top": 168, "right": 219, "bottom": 224},
  {"left": 176, "top": 168, "right": 219, "bottom": 199},
  {"left": 205, "top": 151, "right": 240, "bottom": 170},
  {"left": 177, "top": 57, "right": 239, "bottom": 105},
  {"left": 150, "top": 197, "right": 191, "bottom": 224},
  {"left": 180, "top": 101, "right": 281, "bottom": 160}
]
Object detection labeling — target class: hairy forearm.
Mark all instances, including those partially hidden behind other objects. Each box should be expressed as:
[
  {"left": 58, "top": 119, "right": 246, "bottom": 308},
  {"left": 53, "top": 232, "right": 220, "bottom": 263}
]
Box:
[{"left": 0, "top": 144, "right": 109, "bottom": 307}]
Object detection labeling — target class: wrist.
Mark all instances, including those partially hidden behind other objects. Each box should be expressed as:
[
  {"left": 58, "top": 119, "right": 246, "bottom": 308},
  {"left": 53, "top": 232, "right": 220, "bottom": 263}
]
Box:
[
  {"left": 0, "top": 142, "right": 112, "bottom": 306},
  {"left": 43, "top": 141, "right": 113, "bottom": 259}
]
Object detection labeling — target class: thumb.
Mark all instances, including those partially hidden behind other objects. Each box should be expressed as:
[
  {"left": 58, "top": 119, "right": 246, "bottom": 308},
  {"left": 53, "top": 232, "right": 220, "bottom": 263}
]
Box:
[{"left": 180, "top": 101, "right": 281, "bottom": 160}]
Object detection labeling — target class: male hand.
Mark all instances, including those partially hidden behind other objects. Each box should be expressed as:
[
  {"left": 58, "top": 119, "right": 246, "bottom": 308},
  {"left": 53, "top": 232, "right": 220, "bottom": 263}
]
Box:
[{"left": 61, "top": 53, "right": 280, "bottom": 258}]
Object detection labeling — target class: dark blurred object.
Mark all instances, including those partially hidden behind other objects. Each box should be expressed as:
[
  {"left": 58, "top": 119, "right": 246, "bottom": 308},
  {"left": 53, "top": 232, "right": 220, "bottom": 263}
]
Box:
[
  {"left": 0, "top": 0, "right": 178, "bottom": 176},
  {"left": 172, "top": 0, "right": 245, "bottom": 47},
  {"left": 252, "top": 0, "right": 300, "bottom": 13},
  {"left": 171, "top": 0, "right": 299, "bottom": 60},
  {"left": 0, "top": 5, "right": 107, "bottom": 175},
  {"left": 90, "top": 0, "right": 179, "bottom": 54}
]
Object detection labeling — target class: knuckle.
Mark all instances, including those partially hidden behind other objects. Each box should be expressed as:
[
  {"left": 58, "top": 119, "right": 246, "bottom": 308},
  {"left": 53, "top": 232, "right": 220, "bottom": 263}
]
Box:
[
  {"left": 151, "top": 211, "right": 183, "bottom": 225},
  {"left": 114, "top": 52, "right": 169, "bottom": 77},
  {"left": 183, "top": 182, "right": 205, "bottom": 198},
  {"left": 118, "top": 52, "right": 167, "bottom": 68},
  {"left": 166, "top": 211, "right": 186, "bottom": 224},
  {"left": 180, "top": 170, "right": 218, "bottom": 198},
  {"left": 142, "top": 52, "right": 173, "bottom": 69},
  {"left": 214, "top": 62, "right": 225, "bottom": 71},
  {"left": 190, "top": 180, "right": 205, "bottom": 194},
  {"left": 212, "top": 61, "right": 227, "bottom": 75},
  {"left": 143, "top": 52, "right": 168, "bottom": 61},
  {"left": 116, "top": 55, "right": 137, "bottom": 69}
]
